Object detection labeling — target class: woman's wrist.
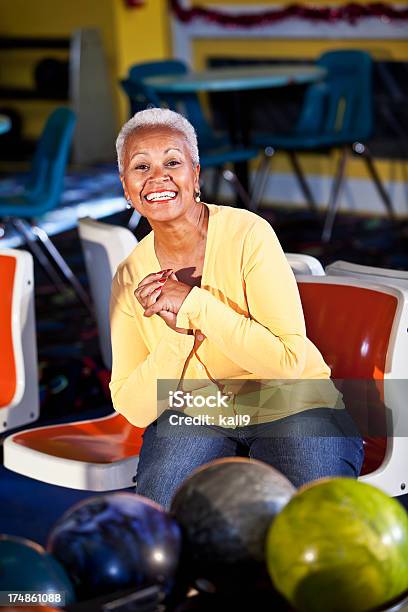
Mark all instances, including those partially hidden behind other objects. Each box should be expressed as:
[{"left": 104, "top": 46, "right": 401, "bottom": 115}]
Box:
[{"left": 175, "top": 327, "right": 193, "bottom": 335}]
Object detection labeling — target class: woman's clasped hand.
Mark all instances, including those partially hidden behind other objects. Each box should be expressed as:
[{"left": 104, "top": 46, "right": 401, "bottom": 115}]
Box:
[{"left": 134, "top": 269, "right": 192, "bottom": 334}]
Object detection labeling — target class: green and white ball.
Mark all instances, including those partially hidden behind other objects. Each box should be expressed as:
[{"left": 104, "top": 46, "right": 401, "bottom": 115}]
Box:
[{"left": 266, "top": 478, "right": 408, "bottom": 612}]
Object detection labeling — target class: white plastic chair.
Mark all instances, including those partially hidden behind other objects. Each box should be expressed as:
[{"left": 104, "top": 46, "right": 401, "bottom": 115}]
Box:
[
  {"left": 4, "top": 226, "right": 143, "bottom": 492},
  {"left": 285, "top": 253, "right": 325, "bottom": 277},
  {"left": 298, "top": 275, "right": 408, "bottom": 497},
  {"left": 78, "top": 218, "right": 137, "bottom": 370},
  {"left": 3, "top": 411, "right": 143, "bottom": 491},
  {"left": 325, "top": 260, "right": 408, "bottom": 288},
  {"left": 0, "top": 249, "right": 39, "bottom": 432}
]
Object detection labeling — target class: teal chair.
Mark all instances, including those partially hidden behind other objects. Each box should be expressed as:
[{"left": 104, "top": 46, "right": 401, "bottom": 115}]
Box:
[
  {"left": 120, "top": 60, "right": 260, "bottom": 209},
  {"left": 252, "top": 50, "right": 394, "bottom": 240},
  {"left": 121, "top": 60, "right": 185, "bottom": 115},
  {"left": 0, "top": 107, "right": 92, "bottom": 312}
]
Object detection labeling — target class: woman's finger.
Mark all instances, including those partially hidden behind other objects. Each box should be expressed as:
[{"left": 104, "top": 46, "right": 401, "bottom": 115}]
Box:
[
  {"left": 144, "top": 295, "right": 169, "bottom": 317},
  {"left": 145, "top": 287, "right": 162, "bottom": 308},
  {"left": 137, "top": 269, "right": 173, "bottom": 289},
  {"left": 136, "top": 272, "right": 163, "bottom": 289},
  {"left": 136, "top": 279, "right": 167, "bottom": 300}
]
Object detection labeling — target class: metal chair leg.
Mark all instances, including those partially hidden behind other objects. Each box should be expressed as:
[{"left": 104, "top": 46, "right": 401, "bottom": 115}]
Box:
[
  {"left": 288, "top": 151, "right": 318, "bottom": 214},
  {"left": 353, "top": 142, "right": 395, "bottom": 220},
  {"left": 321, "top": 146, "right": 349, "bottom": 243},
  {"left": 250, "top": 147, "right": 275, "bottom": 212},
  {"left": 210, "top": 167, "right": 223, "bottom": 202},
  {"left": 222, "top": 169, "right": 254, "bottom": 211},
  {"left": 11, "top": 218, "right": 67, "bottom": 292},
  {"left": 31, "top": 224, "right": 94, "bottom": 315}
]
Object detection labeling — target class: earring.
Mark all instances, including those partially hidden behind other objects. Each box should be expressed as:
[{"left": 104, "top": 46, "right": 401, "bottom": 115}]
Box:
[
  {"left": 126, "top": 200, "right": 132, "bottom": 209},
  {"left": 194, "top": 191, "right": 201, "bottom": 203}
]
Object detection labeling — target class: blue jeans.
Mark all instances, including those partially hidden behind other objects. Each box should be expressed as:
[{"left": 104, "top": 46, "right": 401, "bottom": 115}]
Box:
[{"left": 135, "top": 408, "right": 364, "bottom": 509}]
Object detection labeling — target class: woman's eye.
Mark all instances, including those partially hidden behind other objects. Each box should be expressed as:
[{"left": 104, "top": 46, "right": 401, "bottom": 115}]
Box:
[
  {"left": 135, "top": 164, "right": 148, "bottom": 171},
  {"left": 166, "top": 160, "right": 181, "bottom": 167}
]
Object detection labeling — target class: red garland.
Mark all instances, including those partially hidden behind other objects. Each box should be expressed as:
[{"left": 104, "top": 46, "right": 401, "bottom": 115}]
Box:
[{"left": 170, "top": 0, "right": 408, "bottom": 26}]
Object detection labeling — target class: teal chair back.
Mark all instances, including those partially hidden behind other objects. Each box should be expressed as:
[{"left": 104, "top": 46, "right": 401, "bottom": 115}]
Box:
[
  {"left": 121, "top": 60, "right": 224, "bottom": 150},
  {"left": 4, "top": 107, "right": 77, "bottom": 217},
  {"left": 294, "top": 50, "right": 373, "bottom": 143},
  {"left": 121, "top": 60, "right": 186, "bottom": 114}
]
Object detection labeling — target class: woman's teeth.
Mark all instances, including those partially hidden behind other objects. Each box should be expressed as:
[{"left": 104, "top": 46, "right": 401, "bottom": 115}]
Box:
[{"left": 145, "top": 191, "right": 177, "bottom": 202}]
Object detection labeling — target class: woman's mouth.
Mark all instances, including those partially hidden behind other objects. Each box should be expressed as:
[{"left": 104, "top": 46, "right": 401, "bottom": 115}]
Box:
[{"left": 144, "top": 190, "right": 178, "bottom": 203}]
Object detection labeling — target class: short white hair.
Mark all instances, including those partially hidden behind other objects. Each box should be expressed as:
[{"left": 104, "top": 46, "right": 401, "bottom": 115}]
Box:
[{"left": 116, "top": 107, "right": 199, "bottom": 174}]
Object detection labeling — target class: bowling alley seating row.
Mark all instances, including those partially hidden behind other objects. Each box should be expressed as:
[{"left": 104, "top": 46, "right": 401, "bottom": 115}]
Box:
[{"left": 1, "top": 236, "right": 408, "bottom": 497}]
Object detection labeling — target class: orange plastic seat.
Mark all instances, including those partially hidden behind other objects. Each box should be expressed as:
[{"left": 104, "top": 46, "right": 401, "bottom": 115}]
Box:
[
  {"left": 0, "top": 249, "right": 39, "bottom": 432},
  {"left": 9, "top": 414, "right": 143, "bottom": 463},
  {"left": 298, "top": 276, "right": 408, "bottom": 497},
  {"left": 4, "top": 412, "right": 144, "bottom": 491},
  {"left": 0, "top": 254, "right": 17, "bottom": 407}
]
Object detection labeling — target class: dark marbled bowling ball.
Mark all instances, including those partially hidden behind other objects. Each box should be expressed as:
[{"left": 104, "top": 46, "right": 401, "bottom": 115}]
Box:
[
  {"left": 47, "top": 493, "right": 182, "bottom": 601},
  {"left": 170, "top": 457, "right": 295, "bottom": 594}
]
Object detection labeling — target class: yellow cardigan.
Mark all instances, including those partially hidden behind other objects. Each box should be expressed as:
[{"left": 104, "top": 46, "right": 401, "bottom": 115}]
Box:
[{"left": 110, "top": 204, "right": 340, "bottom": 428}]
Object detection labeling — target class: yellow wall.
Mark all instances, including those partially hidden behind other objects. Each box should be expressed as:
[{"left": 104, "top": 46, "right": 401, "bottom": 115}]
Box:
[
  {"left": 0, "top": 0, "right": 170, "bottom": 138},
  {"left": 112, "top": 0, "right": 171, "bottom": 125},
  {"left": 0, "top": 0, "right": 116, "bottom": 137},
  {"left": 193, "top": 0, "right": 405, "bottom": 5},
  {"left": 188, "top": 0, "right": 407, "bottom": 181},
  {"left": 193, "top": 40, "right": 408, "bottom": 69}
]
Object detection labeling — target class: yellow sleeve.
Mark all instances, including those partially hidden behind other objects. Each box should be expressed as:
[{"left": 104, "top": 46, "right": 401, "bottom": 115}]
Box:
[
  {"left": 176, "top": 218, "right": 307, "bottom": 379},
  {"left": 109, "top": 271, "right": 194, "bottom": 428}
]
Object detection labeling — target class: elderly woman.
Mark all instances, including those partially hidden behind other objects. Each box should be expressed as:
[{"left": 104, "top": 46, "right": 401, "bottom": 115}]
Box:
[{"left": 110, "top": 108, "right": 363, "bottom": 508}]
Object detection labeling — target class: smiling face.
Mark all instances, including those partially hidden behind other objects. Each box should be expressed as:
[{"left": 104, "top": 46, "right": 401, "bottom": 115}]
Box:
[{"left": 120, "top": 125, "right": 200, "bottom": 223}]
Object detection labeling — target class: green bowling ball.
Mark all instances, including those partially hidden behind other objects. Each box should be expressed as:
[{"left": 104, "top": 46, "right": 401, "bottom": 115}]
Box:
[{"left": 266, "top": 478, "right": 408, "bottom": 612}]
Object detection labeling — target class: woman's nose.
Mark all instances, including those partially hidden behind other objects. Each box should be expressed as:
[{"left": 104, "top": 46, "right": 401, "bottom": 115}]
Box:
[{"left": 149, "top": 165, "right": 170, "bottom": 180}]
